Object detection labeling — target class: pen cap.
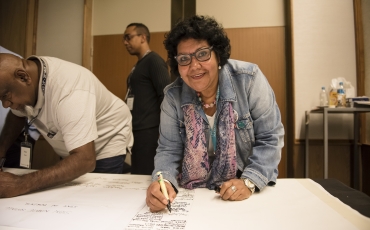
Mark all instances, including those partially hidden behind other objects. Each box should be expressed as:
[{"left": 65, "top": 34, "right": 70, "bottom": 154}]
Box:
[{"left": 156, "top": 171, "right": 164, "bottom": 180}]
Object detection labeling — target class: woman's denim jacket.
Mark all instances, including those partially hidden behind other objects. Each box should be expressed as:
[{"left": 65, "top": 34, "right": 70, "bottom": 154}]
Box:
[{"left": 152, "top": 59, "right": 284, "bottom": 191}]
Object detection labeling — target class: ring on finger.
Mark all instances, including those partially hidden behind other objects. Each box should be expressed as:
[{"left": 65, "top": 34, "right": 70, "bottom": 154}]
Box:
[{"left": 230, "top": 185, "right": 237, "bottom": 192}]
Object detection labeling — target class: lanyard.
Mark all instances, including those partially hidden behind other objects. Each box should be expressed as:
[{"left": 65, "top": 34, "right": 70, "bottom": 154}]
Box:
[
  {"left": 210, "top": 87, "right": 220, "bottom": 150},
  {"left": 24, "top": 116, "right": 38, "bottom": 142},
  {"left": 24, "top": 58, "right": 47, "bottom": 140}
]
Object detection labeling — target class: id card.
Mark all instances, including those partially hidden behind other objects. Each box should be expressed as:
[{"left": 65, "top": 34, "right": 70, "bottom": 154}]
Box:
[
  {"left": 20, "top": 141, "right": 32, "bottom": 169},
  {"left": 127, "top": 96, "right": 134, "bottom": 110}
]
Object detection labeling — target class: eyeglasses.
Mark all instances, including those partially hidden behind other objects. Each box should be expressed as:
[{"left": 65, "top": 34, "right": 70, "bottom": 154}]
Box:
[
  {"left": 175, "top": 46, "right": 213, "bottom": 66},
  {"left": 123, "top": 34, "right": 141, "bottom": 42}
]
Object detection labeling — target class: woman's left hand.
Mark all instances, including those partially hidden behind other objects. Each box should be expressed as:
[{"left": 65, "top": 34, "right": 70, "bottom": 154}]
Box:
[{"left": 218, "top": 178, "right": 252, "bottom": 201}]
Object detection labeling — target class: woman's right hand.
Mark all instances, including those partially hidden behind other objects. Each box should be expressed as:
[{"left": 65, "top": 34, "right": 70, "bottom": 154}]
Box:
[{"left": 146, "top": 181, "right": 177, "bottom": 213}]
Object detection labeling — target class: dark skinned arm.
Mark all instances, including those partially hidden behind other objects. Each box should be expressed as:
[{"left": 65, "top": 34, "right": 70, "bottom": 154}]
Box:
[
  {"left": 0, "top": 112, "right": 25, "bottom": 160},
  {"left": 0, "top": 141, "right": 96, "bottom": 198}
]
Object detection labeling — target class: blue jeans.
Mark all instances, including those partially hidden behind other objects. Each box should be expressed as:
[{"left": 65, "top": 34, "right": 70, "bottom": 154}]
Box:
[{"left": 93, "top": 155, "right": 126, "bottom": 174}]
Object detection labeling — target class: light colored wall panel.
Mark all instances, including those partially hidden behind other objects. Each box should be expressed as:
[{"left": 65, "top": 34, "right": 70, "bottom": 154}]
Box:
[
  {"left": 197, "top": 0, "right": 285, "bottom": 28},
  {"left": 363, "top": 0, "right": 370, "bottom": 144},
  {"left": 36, "top": 0, "right": 84, "bottom": 65},
  {"left": 93, "top": 0, "right": 171, "bottom": 35},
  {"left": 292, "top": 0, "right": 357, "bottom": 139}
]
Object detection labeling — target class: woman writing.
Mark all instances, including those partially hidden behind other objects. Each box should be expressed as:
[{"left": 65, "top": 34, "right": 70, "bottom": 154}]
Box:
[{"left": 146, "top": 15, "right": 284, "bottom": 212}]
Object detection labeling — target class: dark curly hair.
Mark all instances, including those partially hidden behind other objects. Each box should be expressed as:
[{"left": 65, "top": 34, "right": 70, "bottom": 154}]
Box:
[{"left": 164, "top": 15, "right": 231, "bottom": 77}]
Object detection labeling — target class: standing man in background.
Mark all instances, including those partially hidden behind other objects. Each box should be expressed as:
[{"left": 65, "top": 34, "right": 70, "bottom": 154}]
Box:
[{"left": 123, "top": 23, "right": 171, "bottom": 175}]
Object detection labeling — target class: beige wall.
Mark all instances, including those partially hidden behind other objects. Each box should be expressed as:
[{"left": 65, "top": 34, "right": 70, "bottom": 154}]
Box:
[
  {"left": 36, "top": 0, "right": 84, "bottom": 65},
  {"left": 92, "top": 0, "right": 285, "bottom": 36},
  {"left": 197, "top": 0, "right": 285, "bottom": 28},
  {"left": 92, "top": 0, "right": 171, "bottom": 35},
  {"left": 292, "top": 0, "right": 357, "bottom": 139}
]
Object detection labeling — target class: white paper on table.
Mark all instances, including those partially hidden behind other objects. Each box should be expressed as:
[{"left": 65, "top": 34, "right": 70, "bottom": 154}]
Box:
[
  {"left": 0, "top": 172, "right": 151, "bottom": 230},
  {"left": 1, "top": 169, "right": 369, "bottom": 230},
  {"left": 184, "top": 179, "right": 369, "bottom": 230}
]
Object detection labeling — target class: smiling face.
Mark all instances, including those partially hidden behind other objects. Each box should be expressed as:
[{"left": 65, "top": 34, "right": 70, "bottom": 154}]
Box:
[
  {"left": 0, "top": 54, "right": 36, "bottom": 112},
  {"left": 177, "top": 39, "right": 219, "bottom": 95}
]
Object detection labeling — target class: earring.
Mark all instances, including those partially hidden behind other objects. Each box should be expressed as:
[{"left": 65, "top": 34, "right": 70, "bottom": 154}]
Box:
[{"left": 218, "top": 65, "right": 221, "bottom": 70}]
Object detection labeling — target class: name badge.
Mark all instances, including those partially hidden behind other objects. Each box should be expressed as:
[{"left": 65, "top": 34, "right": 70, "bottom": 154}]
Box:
[
  {"left": 127, "top": 96, "right": 134, "bottom": 111},
  {"left": 20, "top": 141, "right": 32, "bottom": 169}
]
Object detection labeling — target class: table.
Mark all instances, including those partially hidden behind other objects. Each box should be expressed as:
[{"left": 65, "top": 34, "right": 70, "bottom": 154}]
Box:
[
  {"left": 0, "top": 168, "right": 369, "bottom": 230},
  {"left": 305, "top": 107, "right": 370, "bottom": 189},
  {"left": 314, "top": 178, "right": 370, "bottom": 218}
]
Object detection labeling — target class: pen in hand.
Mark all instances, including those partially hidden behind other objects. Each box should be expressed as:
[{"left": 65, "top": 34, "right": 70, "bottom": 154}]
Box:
[
  {"left": 0, "top": 157, "right": 6, "bottom": 172},
  {"left": 156, "top": 171, "right": 172, "bottom": 213}
]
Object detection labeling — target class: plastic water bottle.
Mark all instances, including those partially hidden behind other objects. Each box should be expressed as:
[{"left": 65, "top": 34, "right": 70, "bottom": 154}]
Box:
[
  {"left": 336, "top": 82, "right": 346, "bottom": 107},
  {"left": 320, "top": 86, "right": 328, "bottom": 106}
]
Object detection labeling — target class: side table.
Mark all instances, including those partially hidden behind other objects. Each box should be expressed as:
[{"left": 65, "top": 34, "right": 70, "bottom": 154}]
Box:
[{"left": 305, "top": 107, "right": 370, "bottom": 190}]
